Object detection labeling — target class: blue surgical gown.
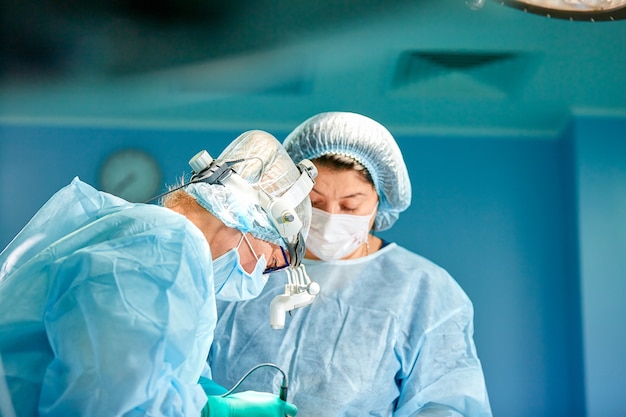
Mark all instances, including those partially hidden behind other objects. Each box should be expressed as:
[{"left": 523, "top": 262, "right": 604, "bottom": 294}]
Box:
[
  {"left": 209, "top": 243, "right": 492, "bottom": 417},
  {"left": 0, "top": 178, "right": 216, "bottom": 416}
]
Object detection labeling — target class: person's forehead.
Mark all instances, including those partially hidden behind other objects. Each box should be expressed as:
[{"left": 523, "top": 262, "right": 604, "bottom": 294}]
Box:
[{"left": 312, "top": 166, "right": 376, "bottom": 199}]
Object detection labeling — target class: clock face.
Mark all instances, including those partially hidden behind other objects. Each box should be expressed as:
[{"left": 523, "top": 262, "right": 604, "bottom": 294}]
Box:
[{"left": 99, "top": 149, "right": 162, "bottom": 203}]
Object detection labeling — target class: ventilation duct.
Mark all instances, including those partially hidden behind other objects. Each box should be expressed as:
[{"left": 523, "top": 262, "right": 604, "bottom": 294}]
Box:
[{"left": 391, "top": 50, "right": 538, "bottom": 99}]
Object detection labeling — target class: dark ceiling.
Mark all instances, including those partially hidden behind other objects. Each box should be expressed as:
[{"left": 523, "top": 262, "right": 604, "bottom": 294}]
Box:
[
  {"left": 3, "top": 0, "right": 421, "bottom": 76},
  {"left": 2, "top": 0, "right": 626, "bottom": 135}
]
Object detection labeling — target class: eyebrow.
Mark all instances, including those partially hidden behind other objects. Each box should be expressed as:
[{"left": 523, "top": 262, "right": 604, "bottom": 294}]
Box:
[{"left": 311, "top": 188, "right": 368, "bottom": 200}]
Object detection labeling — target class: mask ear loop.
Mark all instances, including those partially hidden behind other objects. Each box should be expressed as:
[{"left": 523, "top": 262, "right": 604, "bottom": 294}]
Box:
[
  {"left": 235, "top": 232, "right": 267, "bottom": 275},
  {"left": 366, "top": 203, "right": 379, "bottom": 255},
  {"left": 239, "top": 232, "right": 260, "bottom": 262}
]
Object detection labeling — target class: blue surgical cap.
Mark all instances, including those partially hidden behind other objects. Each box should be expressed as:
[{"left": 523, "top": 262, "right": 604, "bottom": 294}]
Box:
[
  {"left": 185, "top": 130, "right": 312, "bottom": 248},
  {"left": 283, "top": 112, "right": 411, "bottom": 231}
]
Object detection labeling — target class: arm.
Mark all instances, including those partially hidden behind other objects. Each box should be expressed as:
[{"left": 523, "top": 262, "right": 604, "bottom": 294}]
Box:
[
  {"left": 395, "top": 270, "right": 492, "bottom": 417},
  {"left": 39, "top": 229, "right": 214, "bottom": 417}
]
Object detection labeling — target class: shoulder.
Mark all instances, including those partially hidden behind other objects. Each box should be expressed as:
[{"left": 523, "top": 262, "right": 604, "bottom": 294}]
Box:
[
  {"left": 375, "top": 246, "right": 478, "bottom": 353},
  {"left": 59, "top": 201, "right": 211, "bottom": 281},
  {"left": 102, "top": 204, "right": 211, "bottom": 265},
  {"left": 377, "top": 243, "right": 472, "bottom": 307},
  {"left": 98, "top": 203, "right": 203, "bottom": 241},
  {"left": 67, "top": 204, "right": 214, "bottom": 299},
  {"left": 377, "top": 244, "right": 455, "bottom": 281}
]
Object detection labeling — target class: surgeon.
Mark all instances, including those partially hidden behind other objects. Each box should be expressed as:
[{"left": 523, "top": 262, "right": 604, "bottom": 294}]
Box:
[
  {"left": 209, "top": 112, "right": 492, "bottom": 416},
  {"left": 0, "top": 130, "right": 315, "bottom": 417}
]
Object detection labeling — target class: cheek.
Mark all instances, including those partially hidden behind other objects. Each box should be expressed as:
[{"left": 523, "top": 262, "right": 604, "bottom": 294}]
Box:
[
  {"left": 235, "top": 237, "right": 264, "bottom": 273},
  {"left": 238, "top": 256, "right": 258, "bottom": 274},
  {"left": 237, "top": 246, "right": 268, "bottom": 274},
  {"left": 248, "top": 240, "right": 273, "bottom": 264},
  {"left": 257, "top": 243, "right": 274, "bottom": 263}
]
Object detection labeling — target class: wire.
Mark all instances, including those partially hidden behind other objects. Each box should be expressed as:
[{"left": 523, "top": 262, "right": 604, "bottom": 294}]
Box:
[
  {"left": 221, "top": 362, "right": 289, "bottom": 401},
  {"left": 142, "top": 156, "right": 265, "bottom": 205},
  {"left": 142, "top": 181, "right": 189, "bottom": 204}
]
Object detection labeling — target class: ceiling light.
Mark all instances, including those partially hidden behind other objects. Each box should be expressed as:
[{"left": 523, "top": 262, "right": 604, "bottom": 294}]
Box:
[{"left": 497, "top": 0, "right": 626, "bottom": 20}]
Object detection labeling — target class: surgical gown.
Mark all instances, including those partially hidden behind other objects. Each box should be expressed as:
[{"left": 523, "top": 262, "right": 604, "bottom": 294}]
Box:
[
  {"left": 209, "top": 243, "right": 492, "bottom": 417},
  {"left": 0, "top": 178, "right": 216, "bottom": 417}
]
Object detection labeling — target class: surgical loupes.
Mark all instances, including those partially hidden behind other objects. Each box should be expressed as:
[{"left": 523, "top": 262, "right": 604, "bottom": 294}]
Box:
[{"left": 269, "top": 265, "right": 320, "bottom": 329}]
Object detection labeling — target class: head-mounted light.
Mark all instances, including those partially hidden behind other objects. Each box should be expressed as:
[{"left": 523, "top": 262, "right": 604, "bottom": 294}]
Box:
[{"left": 188, "top": 150, "right": 316, "bottom": 268}]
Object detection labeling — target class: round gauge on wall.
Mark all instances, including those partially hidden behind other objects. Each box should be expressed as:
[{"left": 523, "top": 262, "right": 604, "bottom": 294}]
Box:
[{"left": 99, "top": 148, "right": 163, "bottom": 203}]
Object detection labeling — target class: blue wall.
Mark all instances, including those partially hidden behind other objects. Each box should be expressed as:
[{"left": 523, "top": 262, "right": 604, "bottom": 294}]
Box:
[
  {"left": 0, "top": 124, "right": 238, "bottom": 243},
  {"left": 387, "top": 131, "right": 584, "bottom": 417},
  {"left": 575, "top": 117, "right": 626, "bottom": 417},
  {"left": 2, "top": 117, "right": 623, "bottom": 416}
]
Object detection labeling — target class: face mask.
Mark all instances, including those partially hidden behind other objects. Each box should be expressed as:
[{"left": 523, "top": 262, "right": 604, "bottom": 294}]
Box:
[
  {"left": 212, "top": 233, "right": 268, "bottom": 301},
  {"left": 306, "top": 207, "right": 376, "bottom": 261}
]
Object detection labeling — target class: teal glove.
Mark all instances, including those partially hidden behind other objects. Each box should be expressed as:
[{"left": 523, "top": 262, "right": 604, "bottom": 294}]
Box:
[
  {"left": 198, "top": 376, "right": 228, "bottom": 396},
  {"left": 202, "top": 391, "right": 298, "bottom": 417}
]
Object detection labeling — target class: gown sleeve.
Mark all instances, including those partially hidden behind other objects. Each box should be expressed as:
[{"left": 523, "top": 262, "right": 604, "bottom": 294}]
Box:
[
  {"left": 38, "top": 208, "right": 216, "bottom": 417},
  {"left": 395, "top": 266, "right": 492, "bottom": 417}
]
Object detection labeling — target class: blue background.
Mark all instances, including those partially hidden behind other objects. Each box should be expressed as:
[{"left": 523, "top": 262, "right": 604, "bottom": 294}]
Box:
[{"left": 1, "top": 115, "right": 625, "bottom": 417}]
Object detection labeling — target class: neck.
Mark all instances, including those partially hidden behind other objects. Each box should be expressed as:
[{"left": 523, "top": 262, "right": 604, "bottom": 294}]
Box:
[{"left": 167, "top": 198, "right": 240, "bottom": 257}]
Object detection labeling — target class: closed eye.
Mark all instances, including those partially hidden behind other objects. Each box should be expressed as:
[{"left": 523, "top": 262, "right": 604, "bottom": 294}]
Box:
[{"left": 263, "top": 247, "right": 290, "bottom": 274}]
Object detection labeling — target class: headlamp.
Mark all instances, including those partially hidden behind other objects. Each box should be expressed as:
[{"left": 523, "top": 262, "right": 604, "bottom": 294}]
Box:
[{"left": 188, "top": 150, "right": 316, "bottom": 268}]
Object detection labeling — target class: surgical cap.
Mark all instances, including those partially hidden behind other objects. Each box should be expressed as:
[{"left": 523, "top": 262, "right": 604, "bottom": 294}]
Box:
[
  {"left": 283, "top": 112, "right": 411, "bottom": 231},
  {"left": 185, "top": 130, "right": 312, "bottom": 248}
]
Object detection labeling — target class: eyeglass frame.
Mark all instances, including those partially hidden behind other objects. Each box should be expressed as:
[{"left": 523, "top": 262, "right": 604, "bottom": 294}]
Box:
[{"left": 263, "top": 246, "right": 290, "bottom": 274}]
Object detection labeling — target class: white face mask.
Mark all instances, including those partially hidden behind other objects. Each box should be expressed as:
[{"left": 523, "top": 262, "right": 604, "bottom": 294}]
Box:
[
  {"left": 212, "top": 233, "right": 268, "bottom": 301},
  {"left": 306, "top": 207, "right": 376, "bottom": 261}
]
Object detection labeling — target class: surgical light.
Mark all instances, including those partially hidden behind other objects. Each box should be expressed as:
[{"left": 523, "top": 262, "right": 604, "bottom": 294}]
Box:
[{"left": 497, "top": 0, "right": 626, "bottom": 20}]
